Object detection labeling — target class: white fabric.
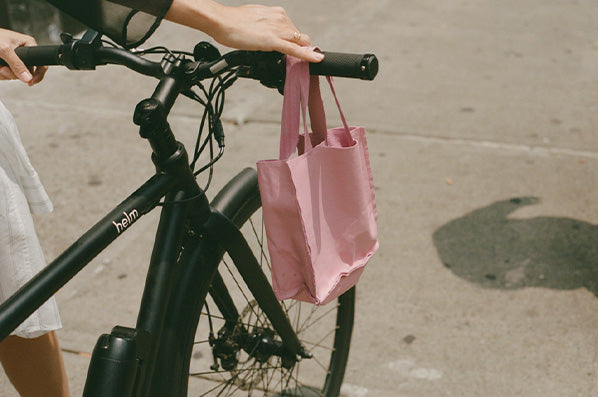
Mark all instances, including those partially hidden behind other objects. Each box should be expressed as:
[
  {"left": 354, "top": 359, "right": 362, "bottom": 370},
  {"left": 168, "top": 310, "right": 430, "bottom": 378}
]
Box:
[{"left": 0, "top": 100, "right": 62, "bottom": 338}]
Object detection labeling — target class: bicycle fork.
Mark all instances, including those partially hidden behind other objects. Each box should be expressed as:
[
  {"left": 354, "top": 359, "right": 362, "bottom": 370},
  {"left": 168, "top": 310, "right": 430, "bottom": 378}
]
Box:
[{"left": 204, "top": 209, "right": 307, "bottom": 360}]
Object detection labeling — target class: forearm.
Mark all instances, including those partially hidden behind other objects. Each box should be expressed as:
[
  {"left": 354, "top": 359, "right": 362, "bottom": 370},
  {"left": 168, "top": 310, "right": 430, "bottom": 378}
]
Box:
[
  {"left": 107, "top": 0, "right": 173, "bottom": 17},
  {"left": 164, "top": 0, "right": 223, "bottom": 34}
]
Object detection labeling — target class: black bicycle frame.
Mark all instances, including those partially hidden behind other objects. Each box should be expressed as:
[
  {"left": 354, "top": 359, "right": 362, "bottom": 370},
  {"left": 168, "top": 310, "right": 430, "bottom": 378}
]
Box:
[
  {"left": 0, "top": 172, "right": 177, "bottom": 342},
  {"left": 0, "top": 70, "right": 304, "bottom": 397}
]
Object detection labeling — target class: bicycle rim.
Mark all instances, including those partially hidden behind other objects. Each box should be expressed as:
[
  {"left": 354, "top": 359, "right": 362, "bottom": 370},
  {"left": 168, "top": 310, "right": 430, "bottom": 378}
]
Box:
[{"left": 187, "top": 173, "right": 354, "bottom": 396}]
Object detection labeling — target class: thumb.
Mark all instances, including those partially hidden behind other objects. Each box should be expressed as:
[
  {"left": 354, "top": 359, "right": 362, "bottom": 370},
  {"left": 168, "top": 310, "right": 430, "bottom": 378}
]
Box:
[{"left": 3, "top": 49, "right": 32, "bottom": 83}]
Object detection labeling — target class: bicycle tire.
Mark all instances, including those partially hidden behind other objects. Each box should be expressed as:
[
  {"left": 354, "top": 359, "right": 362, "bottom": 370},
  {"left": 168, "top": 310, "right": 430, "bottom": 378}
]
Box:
[{"left": 185, "top": 168, "right": 355, "bottom": 396}]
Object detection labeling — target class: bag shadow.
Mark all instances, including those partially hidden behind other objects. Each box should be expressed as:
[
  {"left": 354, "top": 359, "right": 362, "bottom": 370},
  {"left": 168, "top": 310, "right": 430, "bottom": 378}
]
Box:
[{"left": 432, "top": 197, "right": 598, "bottom": 296}]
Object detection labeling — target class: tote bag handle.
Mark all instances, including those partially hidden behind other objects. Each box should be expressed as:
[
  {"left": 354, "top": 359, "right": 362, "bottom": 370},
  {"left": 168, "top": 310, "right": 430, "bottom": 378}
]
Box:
[
  {"left": 307, "top": 75, "right": 351, "bottom": 143},
  {"left": 279, "top": 55, "right": 352, "bottom": 160}
]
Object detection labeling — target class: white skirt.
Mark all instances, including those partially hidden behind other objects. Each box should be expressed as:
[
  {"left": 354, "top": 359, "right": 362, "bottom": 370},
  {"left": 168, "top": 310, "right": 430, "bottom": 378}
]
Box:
[{"left": 0, "top": 99, "right": 62, "bottom": 338}]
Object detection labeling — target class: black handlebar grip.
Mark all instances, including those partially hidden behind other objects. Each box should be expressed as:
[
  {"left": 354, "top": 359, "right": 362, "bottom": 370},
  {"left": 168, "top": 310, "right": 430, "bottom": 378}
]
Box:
[
  {"left": 0, "top": 46, "right": 62, "bottom": 67},
  {"left": 309, "top": 52, "right": 379, "bottom": 80}
]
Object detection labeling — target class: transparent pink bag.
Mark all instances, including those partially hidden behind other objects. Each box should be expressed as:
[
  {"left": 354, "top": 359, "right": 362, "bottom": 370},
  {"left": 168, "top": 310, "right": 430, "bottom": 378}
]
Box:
[{"left": 256, "top": 55, "right": 378, "bottom": 305}]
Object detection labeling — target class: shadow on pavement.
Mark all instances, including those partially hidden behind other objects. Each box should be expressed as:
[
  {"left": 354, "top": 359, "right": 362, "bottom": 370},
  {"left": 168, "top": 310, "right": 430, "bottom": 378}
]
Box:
[{"left": 433, "top": 197, "right": 598, "bottom": 296}]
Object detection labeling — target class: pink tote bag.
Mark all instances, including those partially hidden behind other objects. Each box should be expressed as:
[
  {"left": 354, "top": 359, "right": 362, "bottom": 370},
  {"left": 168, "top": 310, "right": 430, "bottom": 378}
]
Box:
[{"left": 256, "top": 55, "right": 379, "bottom": 305}]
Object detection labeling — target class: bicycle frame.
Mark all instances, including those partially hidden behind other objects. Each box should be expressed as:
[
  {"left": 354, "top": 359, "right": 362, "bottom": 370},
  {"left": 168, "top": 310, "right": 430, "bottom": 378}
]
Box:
[
  {"left": 0, "top": 94, "right": 303, "bottom": 397},
  {"left": 0, "top": 35, "right": 378, "bottom": 395}
]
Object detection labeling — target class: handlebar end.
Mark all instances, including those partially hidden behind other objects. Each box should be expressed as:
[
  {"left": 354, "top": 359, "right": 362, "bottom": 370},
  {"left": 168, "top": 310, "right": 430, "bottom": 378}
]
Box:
[{"left": 360, "top": 54, "right": 379, "bottom": 80}]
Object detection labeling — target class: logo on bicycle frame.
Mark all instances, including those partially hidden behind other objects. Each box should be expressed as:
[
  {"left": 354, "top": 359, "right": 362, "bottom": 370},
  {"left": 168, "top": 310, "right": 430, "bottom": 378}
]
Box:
[{"left": 113, "top": 210, "right": 139, "bottom": 234}]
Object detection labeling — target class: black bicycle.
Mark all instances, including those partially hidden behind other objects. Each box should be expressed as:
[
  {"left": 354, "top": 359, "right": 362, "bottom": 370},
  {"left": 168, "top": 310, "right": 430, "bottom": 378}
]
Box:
[{"left": 0, "top": 29, "right": 378, "bottom": 396}]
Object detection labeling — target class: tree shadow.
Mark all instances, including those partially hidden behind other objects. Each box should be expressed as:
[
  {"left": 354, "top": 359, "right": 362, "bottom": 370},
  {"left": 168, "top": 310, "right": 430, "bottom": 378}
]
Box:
[{"left": 432, "top": 197, "right": 598, "bottom": 296}]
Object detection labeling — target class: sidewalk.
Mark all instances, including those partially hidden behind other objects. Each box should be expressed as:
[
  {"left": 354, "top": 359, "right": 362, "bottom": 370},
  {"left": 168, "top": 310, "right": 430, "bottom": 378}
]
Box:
[{"left": 1, "top": 1, "right": 598, "bottom": 395}]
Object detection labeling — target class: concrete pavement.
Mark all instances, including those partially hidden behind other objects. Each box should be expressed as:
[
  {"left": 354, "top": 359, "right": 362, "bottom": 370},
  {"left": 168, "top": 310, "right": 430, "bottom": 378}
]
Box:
[{"left": 1, "top": 0, "right": 598, "bottom": 395}]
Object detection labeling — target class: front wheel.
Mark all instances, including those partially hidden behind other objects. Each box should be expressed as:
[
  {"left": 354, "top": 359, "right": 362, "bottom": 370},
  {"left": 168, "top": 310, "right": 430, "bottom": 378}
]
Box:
[{"left": 187, "top": 168, "right": 355, "bottom": 396}]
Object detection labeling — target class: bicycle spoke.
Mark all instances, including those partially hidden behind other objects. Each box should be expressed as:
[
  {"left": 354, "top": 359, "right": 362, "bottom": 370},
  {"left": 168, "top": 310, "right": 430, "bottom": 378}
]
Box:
[
  {"left": 222, "top": 259, "right": 267, "bottom": 329},
  {"left": 294, "top": 302, "right": 301, "bottom": 334},
  {"left": 301, "top": 342, "right": 334, "bottom": 353},
  {"left": 298, "top": 305, "right": 338, "bottom": 334},
  {"left": 310, "top": 354, "right": 329, "bottom": 373},
  {"left": 280, "top": 300, "right": 300, "bottom": 324},
  {"left": 282, "top": 363, "right": 314, "bottom": 397},
  {"left": 198, "top": 378, "right": 234, "bottom": 397},
  {"left": 199, "top": 311, "right": 226, "bottom": 322},
  {"left": 191, "top": 364, "right": 282, "bottom": 378},
  {"left": 248, "top": 217, "right": 271, "bottom": 273},
  {"left": 216, "top": 374, "right": 238, "bottom": 397},
  {"left": 311, "top": 327, "right": 337, "bottom": 352},
  {"left": 187, "top": 182, "right": 353, "bottom": 396}
]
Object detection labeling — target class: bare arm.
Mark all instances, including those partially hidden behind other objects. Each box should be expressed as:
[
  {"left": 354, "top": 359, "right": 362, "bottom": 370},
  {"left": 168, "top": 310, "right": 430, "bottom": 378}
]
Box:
[
  {"left": 0, "top": 0, "right": 321, "bottom": 86},
  {"left": 165, "top": 0, "right": 324, "bottom": 62}
]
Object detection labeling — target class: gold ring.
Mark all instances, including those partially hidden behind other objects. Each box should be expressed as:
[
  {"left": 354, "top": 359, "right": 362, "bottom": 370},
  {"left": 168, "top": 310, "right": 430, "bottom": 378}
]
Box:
[{"left": 292, "top": 31, "right": 301, "bottom": 42}]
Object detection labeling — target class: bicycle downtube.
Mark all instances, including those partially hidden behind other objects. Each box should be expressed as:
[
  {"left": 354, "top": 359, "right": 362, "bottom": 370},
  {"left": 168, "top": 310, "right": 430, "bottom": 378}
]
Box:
[{"left": 0, "top": 172, "right": 177, "bottom": 342}]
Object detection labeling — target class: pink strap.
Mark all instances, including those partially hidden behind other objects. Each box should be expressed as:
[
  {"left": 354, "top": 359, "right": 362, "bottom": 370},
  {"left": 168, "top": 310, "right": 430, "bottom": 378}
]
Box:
[
  {"left": 280, "top": 56, "right": 308, "bottom": 159},
  {"left": 279, "top": 54, "right": 352, "bottom": 160},
  {"left": 308, "top": 75, "right": 351, "bottom": 139},
  {"left": 307, "top": 75, "right": 327, "bottom": 142}
]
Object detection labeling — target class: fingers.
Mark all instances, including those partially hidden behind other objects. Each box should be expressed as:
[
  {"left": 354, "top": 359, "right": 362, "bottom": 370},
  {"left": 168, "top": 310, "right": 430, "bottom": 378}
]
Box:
[
  {"left": 275, "top": 30, "right": 324, "bottom": 63},
  {"left": 288, "top": 30, "right": 311, "bottom": 47},
  {"left": 29, "top": 65, "right": 47, "bottom": 86},
  {"left": 0, "top": 66, "right": 17, "bottom": 80},
  {"left": 20, "top": 35, "right": 46, "bottom": 86},
  {"left": 0, "top": 64, "right": 45, "bottom": 86},
  {"left": 276, "top": 40, "right": 325, "bottom": 63},
  {"left": 220, "top": 5, "right": 324, "bottom": 62},
  {"left": 270, "top": 9, "right": 324, "bottom": 62},
  {"left": 0, "top": 48, "right": 33, "bottom": 83},
  {"left": 0, "top": 29, "right": 38, "bottom": 84}
]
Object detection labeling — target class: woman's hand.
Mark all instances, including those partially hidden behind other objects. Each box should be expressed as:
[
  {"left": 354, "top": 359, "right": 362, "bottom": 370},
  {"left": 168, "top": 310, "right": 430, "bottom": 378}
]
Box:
[
  {"left": 166, "top": 0, "right": 324, "bottom": 63},
  {"left": 0, "top": 28, "right": 47, "bottom": 86}
]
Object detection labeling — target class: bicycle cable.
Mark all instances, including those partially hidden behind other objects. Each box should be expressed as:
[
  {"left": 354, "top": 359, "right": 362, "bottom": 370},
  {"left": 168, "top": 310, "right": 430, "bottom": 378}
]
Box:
[
  {"left": 118, "top": 44, "right": 241, "bottom": 207},
  {"left": 157, "top": 66, "right": 237, "bottom": 207}
]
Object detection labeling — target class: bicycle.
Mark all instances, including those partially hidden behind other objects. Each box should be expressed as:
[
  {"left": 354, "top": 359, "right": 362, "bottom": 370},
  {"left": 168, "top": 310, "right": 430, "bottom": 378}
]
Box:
[{"left": 0, "top": 29, "right": 378, "bottom": 396}]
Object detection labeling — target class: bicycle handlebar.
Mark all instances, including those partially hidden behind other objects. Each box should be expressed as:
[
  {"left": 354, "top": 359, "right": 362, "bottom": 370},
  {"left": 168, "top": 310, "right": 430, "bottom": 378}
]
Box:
[
  {"left": 311, "top": 51, "right": 378, "bottom": 80},
  {"left": 2, "top": 45, "right": 165, "bottom": 77},
  {"left": 1, "top": 42, "right": 378, "bottom": 82},
  {"left": 10, "top": 45, "right": 63, "bottom": 66}
]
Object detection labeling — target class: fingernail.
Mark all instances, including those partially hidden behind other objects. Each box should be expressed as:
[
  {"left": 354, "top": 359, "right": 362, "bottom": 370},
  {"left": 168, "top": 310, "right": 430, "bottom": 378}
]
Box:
[
  {"left": 314, "top": 52, "right": 325, "bottom": 62},
  {"left": 19, "top": 71, "right": 32, "bottom": 82}
]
